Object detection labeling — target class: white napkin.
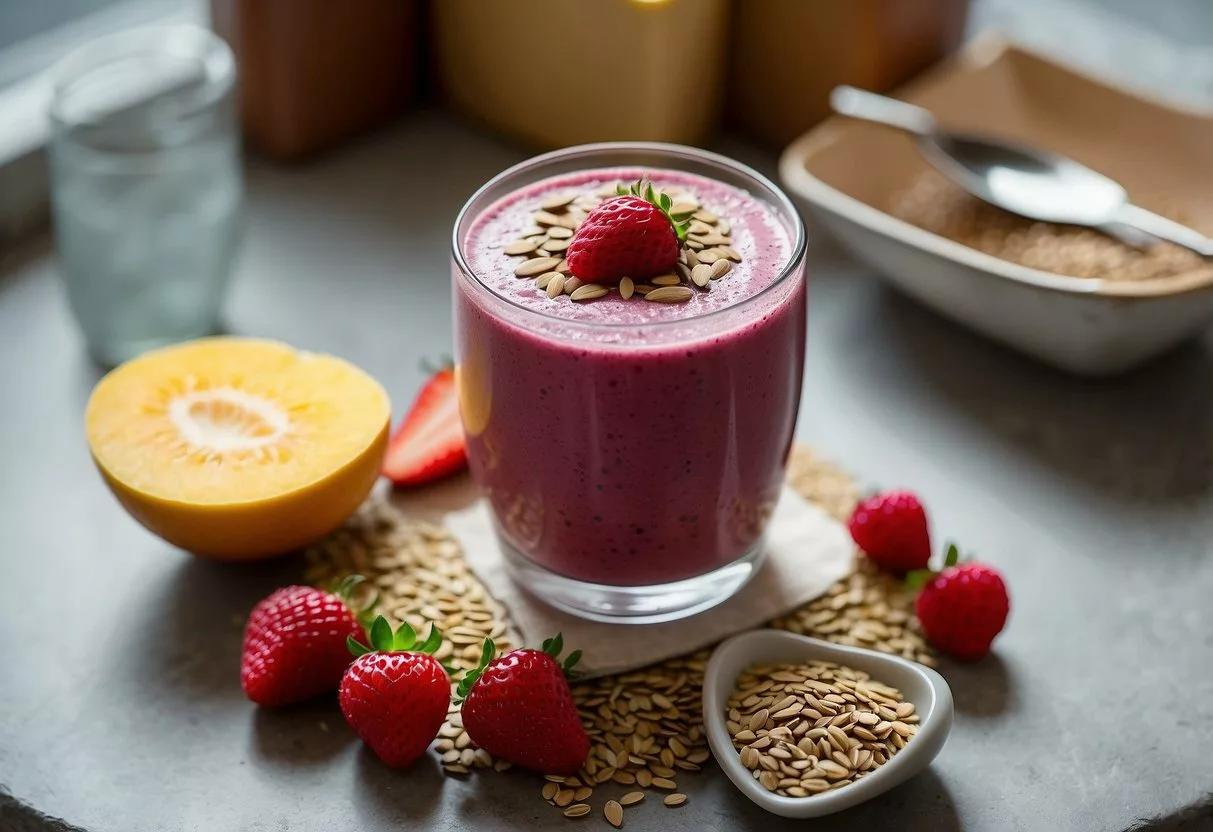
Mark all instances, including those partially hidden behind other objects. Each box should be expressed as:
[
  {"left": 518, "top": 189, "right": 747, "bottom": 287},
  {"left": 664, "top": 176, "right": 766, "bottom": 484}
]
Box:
[{"left": 443, "top": 485, "right": 852, "bottom": 678}]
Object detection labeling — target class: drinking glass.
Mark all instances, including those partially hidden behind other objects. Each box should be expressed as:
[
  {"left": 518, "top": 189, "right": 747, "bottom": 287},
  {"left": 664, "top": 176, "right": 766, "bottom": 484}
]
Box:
[
  {"left": 452, "top": 143, "right": 807, "bottom": 623},
  {"left": 47, "top": 24, "right": 242, "bottom": 366}
]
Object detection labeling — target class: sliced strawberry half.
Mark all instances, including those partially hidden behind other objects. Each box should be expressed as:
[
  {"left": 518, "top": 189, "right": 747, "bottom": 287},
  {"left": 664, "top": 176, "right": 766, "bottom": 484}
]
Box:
[{"left": 383, "top": 366, "right": 467, "bottom": 487}]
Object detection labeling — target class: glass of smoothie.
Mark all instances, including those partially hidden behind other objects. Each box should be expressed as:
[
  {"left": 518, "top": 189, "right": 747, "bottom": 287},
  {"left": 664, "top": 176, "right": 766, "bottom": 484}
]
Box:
[{"left": 452, "top": 143, "right": 806, "bottom": 623}]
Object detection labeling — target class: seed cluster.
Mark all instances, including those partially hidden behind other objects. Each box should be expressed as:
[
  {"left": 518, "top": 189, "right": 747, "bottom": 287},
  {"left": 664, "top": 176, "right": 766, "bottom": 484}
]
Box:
[
  {"left": 889, "top": 169, "right": 1210, "bottom": 282},
  {"left": 301, "top": 445, "right": 934, "bottom": 822},
  {"left": 727, "top": 660, "right": 918, "bottom": 796},
  {"left": 504, "top": 182, "right": 742, "bottom": 305}
]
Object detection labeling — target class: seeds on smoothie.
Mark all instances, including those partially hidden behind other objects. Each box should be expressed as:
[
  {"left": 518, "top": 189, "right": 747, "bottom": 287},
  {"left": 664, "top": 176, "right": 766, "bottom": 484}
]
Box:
[
  {"left": 645, "top": 286, "right": 694, "bottom": 303},
  {"left": 690, "top": 264, "right": 713, "bottom": 288},
  {"left": 632, "top": 284, "right": 655, "bottom": 295},
  {"left": 516, "top": 257, "right": 562, "bottom": 277},
  {"left": 547, "top": 275, "right": 567, "bottom": 298},
  {"left": 695, "top": 249, "right": 723, "bottom": 264},
  {"left": 619, "top": 277, "right": 634, "bottom": 300},
  {"left": 709, "top": 260, "right": 731, "bottom": 280},
  {"left": 504, "top": 239, "right": 537, "bottom": 255},
  {"left": 726, "top": 659, "right": 918, "bottom": 797},
  {"left": 501, "top": 182, "right": 741, "bottom": 304},
  {"left": 535, "top": 272, "right": 560, "bottom": 290},
  {"left": 571, "top": 284, "right": 608, "bottom": 302},
  {"left": 541, "top": 192, "right": 576, "bottom": 211}
]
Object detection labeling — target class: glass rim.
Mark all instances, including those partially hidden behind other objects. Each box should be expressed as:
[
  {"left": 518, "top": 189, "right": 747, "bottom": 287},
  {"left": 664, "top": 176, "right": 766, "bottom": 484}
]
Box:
[
  {"left": 451, "top": 141, "right": 807, "bottom": 333},
  {"left": 47, "top": 23, "right": 235, "bottom": 131}
]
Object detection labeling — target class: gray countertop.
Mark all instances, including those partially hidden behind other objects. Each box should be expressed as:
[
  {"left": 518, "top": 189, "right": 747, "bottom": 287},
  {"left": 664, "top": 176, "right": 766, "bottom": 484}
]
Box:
[{"left": 3, "top": 111, "right": 1213, "bottom": 832}]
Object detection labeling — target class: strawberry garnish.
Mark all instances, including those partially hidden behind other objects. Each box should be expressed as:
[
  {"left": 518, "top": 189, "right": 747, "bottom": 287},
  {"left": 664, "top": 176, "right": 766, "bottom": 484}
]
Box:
[
  {"left": 458, "top": 633, "right": 590, "bottom": 775},
  {"left": 240, "top": 575, "right": 375, "bottom": 707},
  {"left": 383, "top": 363, "right": 467, "bottom": 487},
  {"left": 909, "top": 544, "right": 1010, "bottom": 661},
  {"left": 339, "top": 615, "right": 452, "bottom": 768},
  {"left": 565, "top": 179, "right": 692, "bottom": 284},
  {"left": 847, "top": 490, "right": 932, "bottom": 575}
]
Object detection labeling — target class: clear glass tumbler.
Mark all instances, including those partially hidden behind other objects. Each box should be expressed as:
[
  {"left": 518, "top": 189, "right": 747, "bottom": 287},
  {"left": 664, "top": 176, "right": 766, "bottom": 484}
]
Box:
[
  {"left": 48, "top": 24, "right": 242, "bottom": 367},
  {"left": 452, "top": 143, "right": 807, "bottom": 624}
]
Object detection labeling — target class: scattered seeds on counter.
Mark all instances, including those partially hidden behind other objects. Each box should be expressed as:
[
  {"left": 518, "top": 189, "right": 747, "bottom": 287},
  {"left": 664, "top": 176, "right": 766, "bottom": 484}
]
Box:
[
  {"left": 604, "top": 799, "right": 624, "bottom": 827},
  {"left": 726, "top": 659, "right": 918, "bottom": 796},
  {"left": 303, "top": 446, "right": 935, "bottom": 814}
]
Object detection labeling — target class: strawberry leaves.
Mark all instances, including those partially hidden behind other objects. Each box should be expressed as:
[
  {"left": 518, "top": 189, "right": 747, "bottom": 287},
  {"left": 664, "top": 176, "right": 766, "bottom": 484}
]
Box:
[
  {"left": 455, "top": 637, "right": 496, "bottom": 702},
  {"left": 616, "top": 178, "right": 692, "bottom": 242},
  {"left": 328, "top": 573, "right": 379, "bottom": 631},
  {"left": 906, "top": 542, "right": 963, "bottom": 591},
  {"left": 347, "top": 614, "right": 445, "bottom": 659},
  {"left": 542, "top": 632, "right": 583, "bottom": 679}
]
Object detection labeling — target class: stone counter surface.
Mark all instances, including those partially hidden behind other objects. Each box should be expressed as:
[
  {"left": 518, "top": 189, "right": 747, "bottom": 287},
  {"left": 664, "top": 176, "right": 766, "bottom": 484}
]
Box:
[{"left": 2, "top": 112, "right": 1212, "bottom": 832}]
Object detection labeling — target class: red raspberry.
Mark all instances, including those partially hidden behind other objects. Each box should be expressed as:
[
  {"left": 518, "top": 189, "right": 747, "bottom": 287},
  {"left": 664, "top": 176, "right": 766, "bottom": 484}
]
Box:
[{"left": 847, "top": 490, "right": 931, "bottom": 574}]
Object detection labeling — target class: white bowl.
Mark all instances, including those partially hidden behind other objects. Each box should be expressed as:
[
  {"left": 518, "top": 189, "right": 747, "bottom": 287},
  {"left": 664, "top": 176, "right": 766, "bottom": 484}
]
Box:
[
  {"left": 778, "top": 34, "right": 1213, "bottom": 377},
  {"left": 703, "top": 629, "right": 953, "bottom": 818}
]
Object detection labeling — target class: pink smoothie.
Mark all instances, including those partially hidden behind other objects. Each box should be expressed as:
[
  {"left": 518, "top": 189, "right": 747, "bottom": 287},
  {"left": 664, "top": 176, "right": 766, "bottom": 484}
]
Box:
[{"left": 455, "top": 166, "right": 805, "bottom": 586}]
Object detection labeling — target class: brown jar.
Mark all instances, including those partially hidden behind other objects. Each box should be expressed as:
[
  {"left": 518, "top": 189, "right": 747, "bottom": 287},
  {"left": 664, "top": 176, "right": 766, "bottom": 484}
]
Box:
[
  {"left": 210, "top": 0, "right": 418, "bottom": 161},
  {"left": 727, "top": 0, "right": 970, "bottom": 147}
]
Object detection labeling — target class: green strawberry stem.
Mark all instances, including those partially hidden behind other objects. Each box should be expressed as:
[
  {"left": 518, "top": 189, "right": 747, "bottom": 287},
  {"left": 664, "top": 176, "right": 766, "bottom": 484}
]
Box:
[
  {"left": 616, "top": 178, "right": 692, "bottom": 243},
  {"left": 328, "top": 573, "right": 379, "bottom": 632},
  {"left": 905, "top": 542, "right": 963, "bottom": 592},
  {"left": 419, "top": 355, "right": 455, "bottom": 375},
  {"left": 347, "top": 614, "right": 446, "bottom": 661},
  {"left": 454, "top": 632, "right": 584, "bottom": 703}
]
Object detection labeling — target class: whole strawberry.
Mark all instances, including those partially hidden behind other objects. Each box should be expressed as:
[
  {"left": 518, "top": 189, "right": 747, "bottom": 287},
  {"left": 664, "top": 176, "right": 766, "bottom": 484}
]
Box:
[
  {"left": 339, "top": 616, "right": 452, "bottom": 768},
  {"left": 565, "top": 180, "right": 691, "bottom": 283},
  {"left": 848, "top": 490, "right": 931, "bottom": 574},
  {"left": 910, "top": 544, "right": 1010, "bottom": 661},
  {"left": 241, "top": 575, "right": 374, "bottom": 707},
  {"left": 459, "top": 633, "right": 590, "bottom": 775}
]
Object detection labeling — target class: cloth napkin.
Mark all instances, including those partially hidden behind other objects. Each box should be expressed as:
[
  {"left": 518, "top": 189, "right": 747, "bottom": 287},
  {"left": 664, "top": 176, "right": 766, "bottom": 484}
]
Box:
[{"left": 441, "top": 484, "right": 852, "bottom": 678}]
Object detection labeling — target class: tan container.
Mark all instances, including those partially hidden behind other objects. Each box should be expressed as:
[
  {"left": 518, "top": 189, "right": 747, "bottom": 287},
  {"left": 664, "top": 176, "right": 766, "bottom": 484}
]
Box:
[
  {"left": 727, "top": 0, "right": 969, "bottom": 148},
  {"left": 432, "top": 0, "right": 729, "bottom": 149},
  {"left": 210, "top": 0, "right": 417, "bottom": 161}
]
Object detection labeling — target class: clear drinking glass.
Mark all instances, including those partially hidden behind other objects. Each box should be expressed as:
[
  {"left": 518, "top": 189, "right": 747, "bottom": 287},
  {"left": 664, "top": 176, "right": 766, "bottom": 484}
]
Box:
[
  {"left": 452, "top": 143, "right": 808, "bottom": 624},
  {"left": 48, "top": 24, "right": 242, "bottom": 366}
]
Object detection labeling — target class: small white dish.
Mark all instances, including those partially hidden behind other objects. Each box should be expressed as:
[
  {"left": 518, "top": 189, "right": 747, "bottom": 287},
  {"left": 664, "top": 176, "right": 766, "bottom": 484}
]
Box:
[{"left": 703, "top": 629, "right": 953, "bottom": 818}]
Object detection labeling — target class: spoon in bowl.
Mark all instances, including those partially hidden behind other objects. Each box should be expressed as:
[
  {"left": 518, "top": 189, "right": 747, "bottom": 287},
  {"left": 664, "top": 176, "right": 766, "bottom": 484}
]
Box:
[{"left": 829, "top": 85, "right": 1213, "bottom": 257}]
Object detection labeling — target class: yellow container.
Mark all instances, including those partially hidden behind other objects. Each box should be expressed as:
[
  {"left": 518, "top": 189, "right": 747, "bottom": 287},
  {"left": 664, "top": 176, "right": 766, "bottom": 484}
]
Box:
[{"left": 433, "top": 0, "right": 729, "bottom": 149}]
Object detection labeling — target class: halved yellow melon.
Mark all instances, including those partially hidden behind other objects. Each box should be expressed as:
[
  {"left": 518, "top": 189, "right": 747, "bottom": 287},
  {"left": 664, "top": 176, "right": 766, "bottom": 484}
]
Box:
[{"left": 85, "top": 337, "right": 390, "bottom": 560}]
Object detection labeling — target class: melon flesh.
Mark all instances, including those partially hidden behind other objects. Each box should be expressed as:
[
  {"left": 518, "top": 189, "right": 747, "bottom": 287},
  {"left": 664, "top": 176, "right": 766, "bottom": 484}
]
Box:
[{"left": 85, "top": 337, "right": 391, "bottom": 560}]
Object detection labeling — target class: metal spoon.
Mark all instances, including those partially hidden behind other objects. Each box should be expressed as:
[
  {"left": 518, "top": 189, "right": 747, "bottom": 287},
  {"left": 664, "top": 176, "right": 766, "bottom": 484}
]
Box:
[{"left": 829, "top": 85, "right": 1213, "bottom": 256}]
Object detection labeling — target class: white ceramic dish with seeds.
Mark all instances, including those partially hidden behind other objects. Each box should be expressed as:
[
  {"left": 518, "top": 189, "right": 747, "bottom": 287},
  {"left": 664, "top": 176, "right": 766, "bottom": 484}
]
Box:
[
  {"left": 703, "top": 629, "right": 952, "bottom": 818},
  {"left": 779, "top": 33, "right": 1213, "bottom": 377}
]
